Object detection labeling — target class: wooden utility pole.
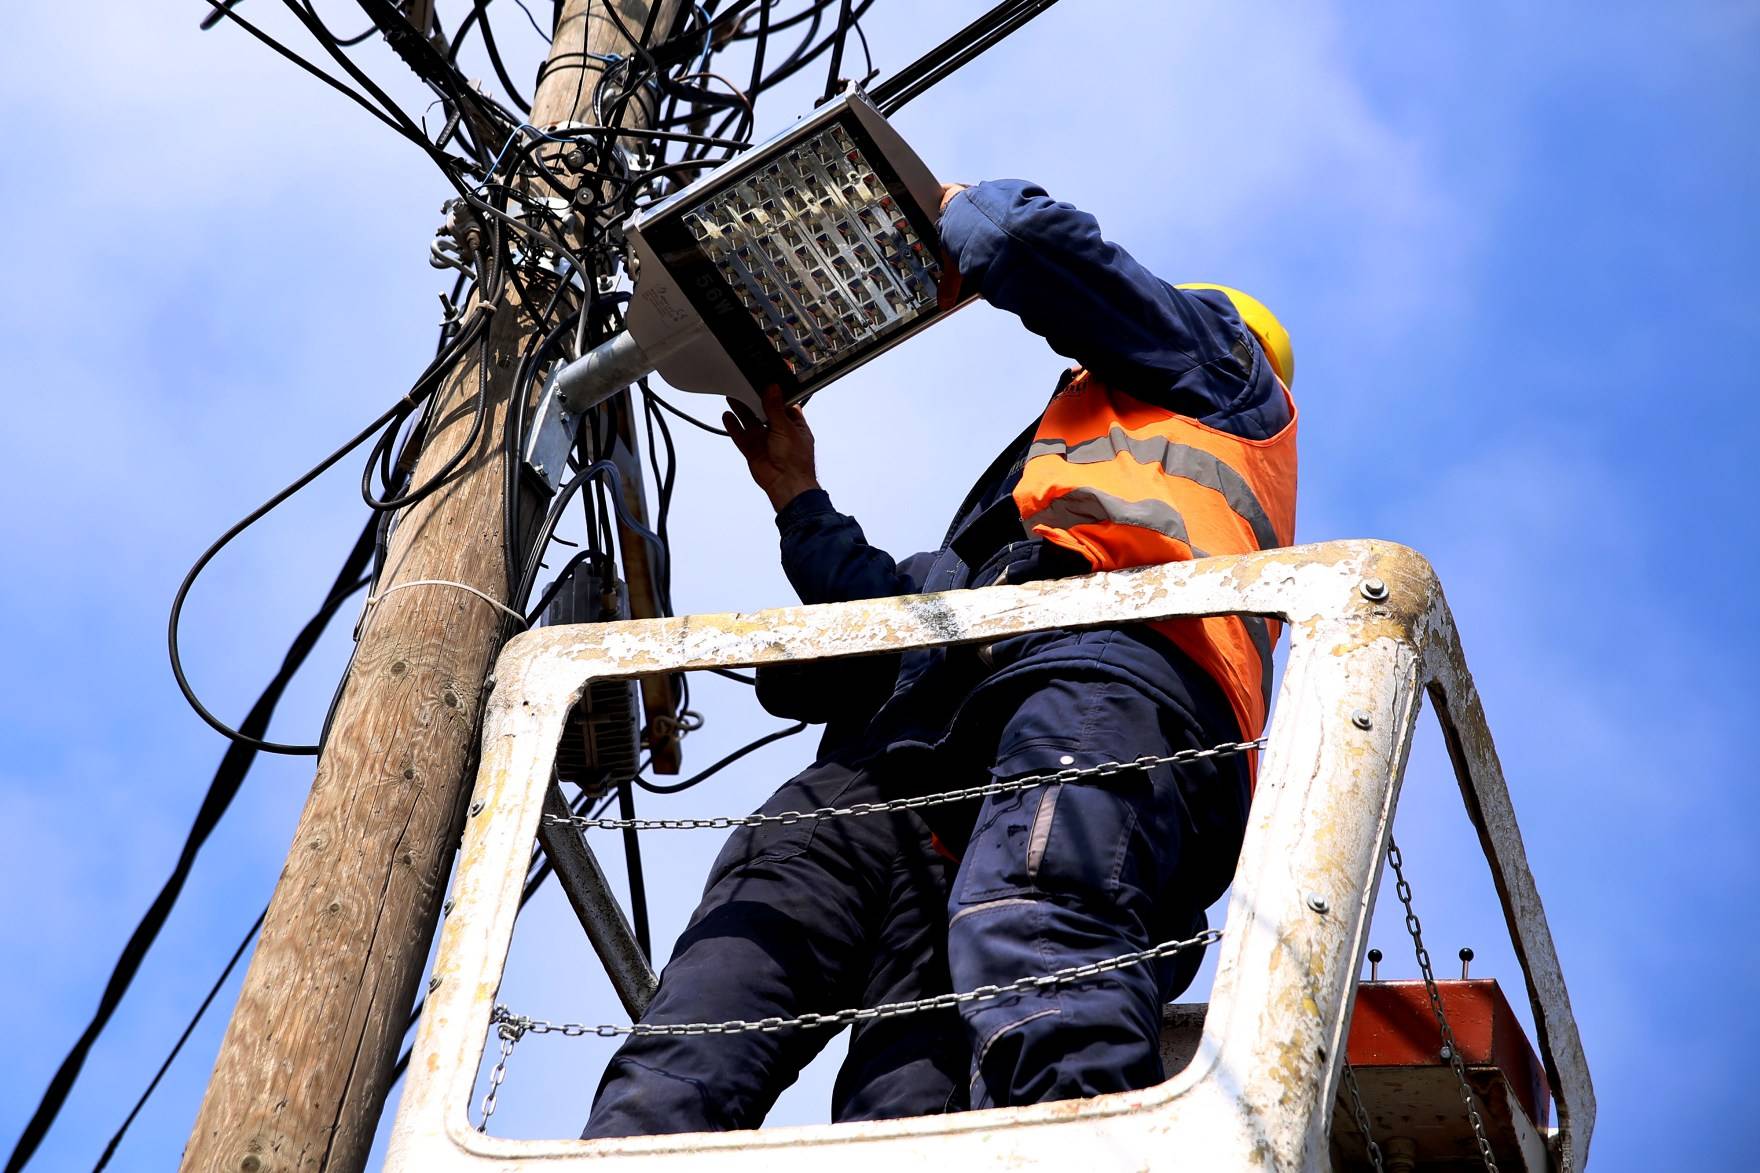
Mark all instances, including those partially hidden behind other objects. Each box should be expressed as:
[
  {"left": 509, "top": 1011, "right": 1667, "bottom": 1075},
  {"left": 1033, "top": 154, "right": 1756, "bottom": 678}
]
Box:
[{"left": 186, "top": 3, "right": 682, "bottom": 1169}]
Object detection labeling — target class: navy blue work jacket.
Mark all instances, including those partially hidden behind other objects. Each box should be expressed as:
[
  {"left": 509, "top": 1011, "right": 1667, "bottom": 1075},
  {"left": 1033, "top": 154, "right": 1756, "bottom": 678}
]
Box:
[{"left": 754, "top": 180, "right": 1289, "bottom": 777}]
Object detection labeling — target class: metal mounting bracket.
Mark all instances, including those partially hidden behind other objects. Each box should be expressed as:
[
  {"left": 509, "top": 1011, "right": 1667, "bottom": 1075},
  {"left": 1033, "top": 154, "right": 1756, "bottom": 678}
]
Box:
[{"left": 522, "top": 330, "right": 694, "bottom": 493}]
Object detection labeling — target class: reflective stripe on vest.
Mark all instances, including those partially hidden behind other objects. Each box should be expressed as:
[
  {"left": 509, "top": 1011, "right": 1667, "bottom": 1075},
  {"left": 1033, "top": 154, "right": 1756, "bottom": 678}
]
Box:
[{"left": 1014, "top": 369, "right": 1298, "bottom": 764}]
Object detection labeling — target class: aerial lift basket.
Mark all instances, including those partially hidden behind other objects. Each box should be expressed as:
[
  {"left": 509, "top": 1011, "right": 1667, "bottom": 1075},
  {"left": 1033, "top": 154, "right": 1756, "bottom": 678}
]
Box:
[{"left": 387, "top": 540, "right": 1594, "bottom": 1172}]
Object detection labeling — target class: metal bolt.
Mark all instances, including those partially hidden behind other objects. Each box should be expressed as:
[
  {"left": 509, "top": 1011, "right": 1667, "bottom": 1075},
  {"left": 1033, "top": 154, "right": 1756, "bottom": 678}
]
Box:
[
  {"left": 428, "top": 976, "right": 441, "bottom": 993},
  {"left": 1351, "top": 709, "right": 1374, "bottom": 730},
  {"left": 1367, "top": 948, "right": 1382, "bottom": 981},
  {"left": 1306, "top": 892, "right": 1330, "bottom": 914},
  {"left": 1439, "top": 1044, "right": 1454, "bottom": 1062},
  {"left": 532, "top": 462, "right": 546, "bottom": 477},
  {"left": 469, "top": 800, "right": 484, "bottom": 817},
  {"left": 1459, "top": 946, "right": 1474, "bottom": 979},
  {"left": 1360, "top": 577, "right": 1389, "bottom": 602}
]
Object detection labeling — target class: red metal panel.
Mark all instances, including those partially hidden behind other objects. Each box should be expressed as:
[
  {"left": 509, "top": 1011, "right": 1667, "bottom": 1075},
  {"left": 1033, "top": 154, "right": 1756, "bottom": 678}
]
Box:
[{"left": 1347, "top": 979, "right": 1551, "bottom": 1129}]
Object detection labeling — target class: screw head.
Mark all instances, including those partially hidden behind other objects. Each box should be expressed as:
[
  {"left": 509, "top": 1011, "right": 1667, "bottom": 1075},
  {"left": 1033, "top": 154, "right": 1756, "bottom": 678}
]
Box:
[
  {"left": 468, "top": 800, "right": 484, "bottom": 817},
  {"left": 1351, "top": 709, "right": 1374, "bottom": 730},
  {"left": 428, "top": 976, "right": 441, "bottom": 992},
  {"left": 1360, "top": 577, "right": 1389, "bottom": 602},
  {"left": 1306, "top": 892, "right": 1330, "bottom": 914}
]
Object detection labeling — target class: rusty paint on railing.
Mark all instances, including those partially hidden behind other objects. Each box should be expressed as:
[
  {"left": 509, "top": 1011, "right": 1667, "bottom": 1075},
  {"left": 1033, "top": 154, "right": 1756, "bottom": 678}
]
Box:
[{"left": 386, "top": 540, "right": 1592, "bottom": 1172}]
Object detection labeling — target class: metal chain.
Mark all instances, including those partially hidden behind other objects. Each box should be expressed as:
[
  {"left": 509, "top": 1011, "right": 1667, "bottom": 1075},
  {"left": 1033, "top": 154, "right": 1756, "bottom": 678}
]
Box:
[
  {"left": 492, "top": 928, "right": 1221, "bottom": 1040},
  {"left": 541, "top": 739, "right": 1265, "bottom": 833},
  {"left": 476, "top": 742, "right": 1250, "bottom": 1125},
  {"left": 1386, "top": 835, "right": 1499, "bottom": 1172},
  {"left": 1341, "top": 1059, "right": 1384, "bottom": 1173},
  {"left": 476, "top": 1017, "right": 524, "bottom": 1133}
]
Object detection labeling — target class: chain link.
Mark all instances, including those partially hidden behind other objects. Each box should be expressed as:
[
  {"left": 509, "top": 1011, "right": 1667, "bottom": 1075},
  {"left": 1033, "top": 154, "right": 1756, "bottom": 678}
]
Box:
[
  {"left": 1341, "top": 1059, "right": 1384, "bottom": 1173},
  {"left": 476, "top": 1017, "right": 523, "bottom": 1132},
  {"left": 473, "top": 741, "right": 1253, "bottom": 1129},
  {"left": 1386, "top": 836, "right": 1499, "bottom": 1172},
  {"left": 492, "top": 928, "right": 1221, "bottom": 1042},
  {"left": 541, "top": 740, "right": 1265, "bottom": 833}
]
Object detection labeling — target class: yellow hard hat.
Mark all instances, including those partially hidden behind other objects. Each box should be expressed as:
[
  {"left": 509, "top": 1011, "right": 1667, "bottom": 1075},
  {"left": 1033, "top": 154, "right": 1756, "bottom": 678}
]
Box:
[{"left": 1176, "top": 283, "right": 1294, "bottom": 388}]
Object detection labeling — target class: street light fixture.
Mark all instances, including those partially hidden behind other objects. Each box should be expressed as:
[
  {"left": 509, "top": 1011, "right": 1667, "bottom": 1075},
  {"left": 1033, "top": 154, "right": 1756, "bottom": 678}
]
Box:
[{"left": 525, "top": 90, "right": 968, "bottom": 489}]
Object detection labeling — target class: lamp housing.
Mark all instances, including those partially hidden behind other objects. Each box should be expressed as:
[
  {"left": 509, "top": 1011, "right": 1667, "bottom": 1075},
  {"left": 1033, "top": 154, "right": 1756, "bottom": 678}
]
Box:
[{"left": 620, "top": 90, "right": 971, "bottom": 416}]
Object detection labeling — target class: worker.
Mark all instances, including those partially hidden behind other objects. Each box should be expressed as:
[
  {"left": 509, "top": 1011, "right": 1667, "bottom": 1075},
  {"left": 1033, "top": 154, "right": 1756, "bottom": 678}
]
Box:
[{"left": 583, "top": 178, "right": 1297, "bottom": 1136}]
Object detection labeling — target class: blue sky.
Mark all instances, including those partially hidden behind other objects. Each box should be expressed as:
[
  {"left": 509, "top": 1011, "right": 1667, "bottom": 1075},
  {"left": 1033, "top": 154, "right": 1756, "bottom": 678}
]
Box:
[{"left": 2, "top": 1, "right": 1756, "bottom": 1168}]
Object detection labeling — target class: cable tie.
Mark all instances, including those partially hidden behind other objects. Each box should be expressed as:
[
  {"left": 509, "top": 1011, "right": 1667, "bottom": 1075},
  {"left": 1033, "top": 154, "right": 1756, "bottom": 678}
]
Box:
[{"left": 365, "top": 580, "right": 528, "bottom": 627}]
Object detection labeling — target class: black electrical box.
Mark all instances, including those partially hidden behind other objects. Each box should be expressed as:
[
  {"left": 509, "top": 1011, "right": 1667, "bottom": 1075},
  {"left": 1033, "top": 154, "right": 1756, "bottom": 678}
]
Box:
[{"left": 541, "top": 555, "right": 642, "bottom": 797}]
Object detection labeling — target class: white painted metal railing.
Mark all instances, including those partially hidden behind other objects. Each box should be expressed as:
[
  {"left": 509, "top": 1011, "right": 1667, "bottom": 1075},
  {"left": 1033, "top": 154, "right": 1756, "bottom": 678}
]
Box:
[{"left": 386, "top": 540, "right": 1593, "bottom": 1172}]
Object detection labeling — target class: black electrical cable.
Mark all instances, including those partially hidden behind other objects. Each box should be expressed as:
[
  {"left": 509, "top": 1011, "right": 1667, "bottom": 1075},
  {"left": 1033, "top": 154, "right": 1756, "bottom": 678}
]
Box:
[
  {"left": 638, "top": 385, "right": 678, "bottom": 614},
  {"left": 6, "top": 526, "right": 377, "bottom": 1173},
  {"left": 522, "top": 548, "right": 597, "bottom": 622},
  {"left": 503, "top": 309, "right": 581, "bottom": 600},
  {"left": 634, "top": 721, "right": 807, "bottom": 795},
  {"left": 471, "top": 0, "right": 534, "bottom": 112},
  {"left": 727, "top": 0, "right": 834, "bottom": 40},
  {"left": 41, "top": 6, "right": 857, "bottom": 1166},
  {"left": 95, "top": 644, "right": 616, "bottom": 1170},
  {"left": 641, "top": 383, "right": 730, "bottom": 436},
  {"left": 616, "top": 782, "right": 653, "bottom": 957},
  {"left": 746, "top": 0, "right": 770, "bottom": 109},
  {"left": 509, "top": 0, "right": 552, "bottom": 42},
  {"left": 294, "top": 0, "right": 378, "bottom": 47},
  {"left": 730, "top": 0, "right": 875, "bottom": 99},
  {"left": 292, "top": 0, "right": 517, "bottom": 205},
  {"left": 198, "top": 0, "right": 436, "bottom": 151},
  {"left": 820, "top": 0, "right": 853, "bottom": 102},
  {"left": 360, "top": 332, "right": 492, "bottom": 512},
  {"left": 168, "top": 310, "right": 490, "bottom": 754},
  {"left": 91, "top": 907, "right": 266, "bottom": 1171},
  {"left": 869, "top": 0, "right": 1065, "bottom": 115},
  {"left": 513, "top": 460, "right": 667, "bottom": 617},
  {"left": 343, "top": 0, "right": 523, "bottom": 137}
]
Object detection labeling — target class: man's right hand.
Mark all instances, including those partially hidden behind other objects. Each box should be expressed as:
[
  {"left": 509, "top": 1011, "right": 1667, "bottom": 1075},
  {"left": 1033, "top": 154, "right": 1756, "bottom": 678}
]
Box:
[{"left": 724, "top": 385, "right": 822, "bottom": 513}]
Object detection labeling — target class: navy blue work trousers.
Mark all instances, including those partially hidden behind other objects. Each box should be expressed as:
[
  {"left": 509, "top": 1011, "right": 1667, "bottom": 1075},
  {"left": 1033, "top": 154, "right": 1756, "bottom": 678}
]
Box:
[{"left": 582, "top": 684, "right": 1249, "bottom": 1136}]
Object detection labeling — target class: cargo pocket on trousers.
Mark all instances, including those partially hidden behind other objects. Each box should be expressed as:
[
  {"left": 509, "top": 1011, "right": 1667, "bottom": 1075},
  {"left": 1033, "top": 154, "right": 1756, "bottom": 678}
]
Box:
[
  {"left": 953, "top": 787, "right": 1048, "bottom": 905},
  {"left": 1022, "top": 777, "right": 1145, "bottom": 900}
]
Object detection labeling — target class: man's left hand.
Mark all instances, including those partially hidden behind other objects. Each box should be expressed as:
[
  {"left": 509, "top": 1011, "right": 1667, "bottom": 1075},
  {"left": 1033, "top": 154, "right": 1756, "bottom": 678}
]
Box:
[{"left": 724, "top": 385, "right": 822, "bottom": 513}]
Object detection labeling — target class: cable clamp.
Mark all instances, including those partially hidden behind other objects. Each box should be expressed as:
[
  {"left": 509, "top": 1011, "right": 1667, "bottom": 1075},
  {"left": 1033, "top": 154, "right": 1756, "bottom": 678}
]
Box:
[{"left": 364, "top": 580, "right": 528, "bottom": 628}]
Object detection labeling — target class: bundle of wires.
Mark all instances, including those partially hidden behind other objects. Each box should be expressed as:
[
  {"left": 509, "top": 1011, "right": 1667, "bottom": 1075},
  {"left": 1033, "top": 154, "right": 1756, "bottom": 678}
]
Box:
[
  {"left": 11, "top": 0, "right": 1073, "bottom": 1164},
  {"left": 6, "top": 3, "right": 874, "bottom": 1169}
]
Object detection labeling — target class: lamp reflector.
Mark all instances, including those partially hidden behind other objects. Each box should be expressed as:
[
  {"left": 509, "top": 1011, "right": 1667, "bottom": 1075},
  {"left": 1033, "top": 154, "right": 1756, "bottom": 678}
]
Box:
[{"left": 621, "top": 91, "right": 969, "bottom": 414}]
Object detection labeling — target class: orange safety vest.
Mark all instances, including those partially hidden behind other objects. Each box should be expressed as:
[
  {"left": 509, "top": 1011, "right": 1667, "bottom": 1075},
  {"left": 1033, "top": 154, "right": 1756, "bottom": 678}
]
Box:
[{"left": 1013, "top": 369, "right": 1298, "bottom": 766}]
